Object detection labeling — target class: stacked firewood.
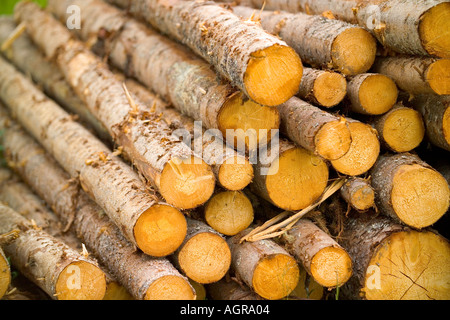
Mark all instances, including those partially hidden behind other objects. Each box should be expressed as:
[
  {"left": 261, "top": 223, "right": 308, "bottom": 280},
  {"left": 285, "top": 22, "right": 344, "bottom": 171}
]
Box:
[{"left": 0, "top": 0, "right": 449, "bottom": 300}]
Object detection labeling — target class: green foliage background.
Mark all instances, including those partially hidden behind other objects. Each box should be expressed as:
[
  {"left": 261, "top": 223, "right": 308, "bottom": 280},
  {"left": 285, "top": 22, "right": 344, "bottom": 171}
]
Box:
[{"left": 0, "top": 0, "right": 47, "bottom": 15}]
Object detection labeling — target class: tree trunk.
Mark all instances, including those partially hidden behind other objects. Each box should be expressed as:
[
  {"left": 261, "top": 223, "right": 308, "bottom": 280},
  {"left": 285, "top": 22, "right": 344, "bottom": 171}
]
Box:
[
  {"left": 227, "top": 228, "right": 300, "bottom": 300},
  {"left": 0, "top": 64, "right": 187, "bottom": 257},
  {"left": 370, "top": 153, "right": 450, "bottom": 229},
  {"left": 14, "top": 2, "right": 216, "bottom": 211},
  {"left": 231, "top": 5, "right": 376, "bottom": 75}
]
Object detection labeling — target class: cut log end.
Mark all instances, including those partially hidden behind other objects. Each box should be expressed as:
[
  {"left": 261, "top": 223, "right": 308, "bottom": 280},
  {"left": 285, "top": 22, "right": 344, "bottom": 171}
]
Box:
[
  {"left": 391, "top": 164, "right": 450, "bottom": 229},
  {"left": 444, "top": 105, "right": 450, "bottom": 146},
  {"left": 331, "top": 27, "right": 377, "bottom": 75},
  {"left": 310, "top": 246, "right": 353, "bottom": 288},
  {"left": 314, "top": 118, "right": 352, "bottom": 161},
  {"left": 362, "top": 230, "right": 450, "bottom": 300},
  {"left": 289, "top": 266, "right": 324, "bottom": 300},
  {"left": 0, "top": 249, "right": 10, "bottom": 299},
  {"left": 145, "top": 275, "right": 196, "bottom": 300},
  {"left": 425, "top": 58, "right": 450, "bottom": 95},
  {"left": 331, "top": 121, "right": 380, "bottom": 176},
  {"left": 252, "top": 253, "right": 300, "bottom": 300},
  {"left": 160, "top": 156, "right": 216, "bottom": 210},
  {"left": 313, "top": 71, "right": 347, "bottom": 108},
  {"left": 343, "top": 181, "right": 375, "bottom": 212},
  {"left": 219, "top": 92, "right": 280, "bottom": 149},
  {"left": 178, "top": 232, "right": 231, "bottom": 284},
  {"left": 244, "top": 44, "right": 303, "bottom": 106},
  {"left": 218, "top": 156, "right": 254, "bottom": 191},
  {"left": 204, "top": 190, "right": 254, "bottom": 236},
  {"left": 382, "top": 108, "right": 425, "bottom": 152},
  {"left": 133, "top": 204, "right": 187, "bottom": 257},
  {"left": 55, "top": 261, "right": 107, "bottom": 300},
  {"left": 419, "top": 2, "right": 450, "bottom": 59},
  {"left": 358, "top": 74, "right": 398, "bottom": 115},
  {"left": 265, "top": 147, "right": 329, "bottom": 211}
]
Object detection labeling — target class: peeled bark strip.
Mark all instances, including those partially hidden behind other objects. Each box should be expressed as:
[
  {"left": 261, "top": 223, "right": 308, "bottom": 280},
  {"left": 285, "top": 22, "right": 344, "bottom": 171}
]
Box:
[
  {"left": 0, "top": 17, "right": 110, "bottom": 143},
  {"left": 279, "top": 219, "right": 352, "bottom": 288},
  {"left": 330, "top": 119, "right": 380, "bottom": 176},
  {"left": 105, "top": 0, "right": 303, "bottom": 106},
  {"left": 346, "top": 73, "right": 398, "bottom": 115},
  {"left": 251, "top": 139, "right": 329, "bottom": 211},
  {"left": 0, "top": 203, "right": 107, "bottom": 300},
  {"left": 340, "top": 177, "right": 375, "bottom": 212},
  {"left": 228, "top": 228, "right": 300, "bottom": 300},
  {"left": 372, "top": 56, "right": 450, "bottom": 95},
  {"left": 370, "top": 153, "right": 450, "bottom": 229},
  {"left": 206, "top": 278, "right": 264, "bottom": 300},
  {"left": 406, "top": 94, "right": 450, "bottom": 152},
  {"left": 123, "top": 77, "right": 254, "bottom": 191},
  {"left": 232, "top": 6, "right": 376, "bottom": 75},
  {"left": 0, "top": 247, "right": 10, "bottom": 299},
  {"left": 296, "top": 67, "right": 347, "bottom": 108},
  {"left": 339, "top": 212, "right": 450, "bottom": 300},
  {"left": 0, "top": 112, "right": 195, "bottom": 300},
  {"left": 278, "top": 97, "right": 352, "bottom": 161},
  {"left": 0, "top": 58, "right": 187, "bottom": 257},
  {"left": 369, "top": 104, "right": 425, "bottom": 153},
  {"left": 227, "top": 0, "right": 450, "bottom": 58},
  {"left": 15, "top": 2, "right": 216, "bottom": 211},
  {"left": 46, "top": 0, "right": 280, "bottom": 151},
  {"left": 203, "top": 190, "right": 254, "bottom": 236},
  {"left": 172, "top": 218, "right": 231, "bottom": 284}
]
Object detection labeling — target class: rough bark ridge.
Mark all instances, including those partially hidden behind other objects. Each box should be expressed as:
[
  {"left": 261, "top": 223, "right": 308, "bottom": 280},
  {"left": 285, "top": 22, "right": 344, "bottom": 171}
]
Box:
[
  {"left": 0, "top": 110, "right": 195, "bottom": 300},
  {"left": 232, "top": 5, "right": 377, "bottom": 75},
  {"left": 105, "top": 0, "right": 303, "bottom": 106},
  {"left": 0, "top": 203, "right": 107, "bottom": 300},
  {"left": 46, "top": 0, "right": 280, "bottom": 150},
  {"left": 225, "top": 0, "right": 450, "bottom": 58},
  {"left": 0, "top": 57, "right": 185, "bottom": 256},
  {"left": 15, "top": 2, "right": 216, "bottom": 211}
]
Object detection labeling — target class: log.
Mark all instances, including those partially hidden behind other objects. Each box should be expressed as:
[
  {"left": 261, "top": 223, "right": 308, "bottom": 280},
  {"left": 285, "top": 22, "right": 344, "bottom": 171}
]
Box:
[
  {"left": 225, "top": 0, "right": 450, "bottom": 59},
  {"left": 277, "top": 97, "right": 352, "bottom": 161},
  {"left": 228, "top": 228, "right": 300, "bottom": 300},
  {"left": 251, "top": 138, "right": 329, "bottom": 211},
  {"left": 330, "top": 119, "right": 380, "bottom": 176},
  {"left": 0, "top": 246, "right": 10, "bottom": 299},
  {"left": 369, "top": 104, "right": 425, "bottom": 153},
  {"left": 171, "top": 218, "right": 231, "bottom": 284},
  {"left": 46, "top": 0, "right": 281, "bottom": 151},
  {"left": 370, "top": 153, "right": 450, "bottom": 229},
  {"left": 14, "top": 2, "right": 216, "bottom": 211},
  {"left": 0, "top": 110, "right": 196, "bottom": 300},
  {"left": 203, "top": 189, "right": 254, "bottom": 236},
  {"left": 346, "top": 73, "right": 398, "bottom": 115},
  {"left": 0, "top": 17, "right": 110, "bottom": 143},
  {"left": 405, "top": 94, "right": 450, "bottom": 152},
  {"left": 231, "top": 5, "right": 377, "bottom": 75},
  {"left": 371, "top": 56, "right": 450, "bottom": 96},
  {"left": 340, "top": 177, "right": 375, "bottom": 212},
  {"left": 339, "top": 212, "right": 450, "bottom": 300},
  {"left": 296, "top": 68, "right": 347, "bottom": 108},
  {"left": 0, "top": 203, "right": 107, "bottom": 300},
  {"left": 104, "top": 0, "right": 303, "bottom": 106},
  {"left": 0, "top": 60, "right": 187, "bottom": 257},
  {"left": 279, "top": 218, "right": 353, "bottom": 288},
  {"left": 123, "top": 77, "right": 254, "bottom": 191}
]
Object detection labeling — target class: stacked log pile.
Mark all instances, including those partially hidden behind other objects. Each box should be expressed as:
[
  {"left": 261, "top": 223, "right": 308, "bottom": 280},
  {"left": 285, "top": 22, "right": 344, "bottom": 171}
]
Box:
[{"left": 0, "top": 0, "right": 449, "bottom": 301}]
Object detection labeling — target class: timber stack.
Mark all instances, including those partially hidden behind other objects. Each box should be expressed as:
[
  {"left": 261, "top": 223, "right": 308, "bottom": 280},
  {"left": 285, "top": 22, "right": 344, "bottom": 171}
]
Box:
[{"left": 0, "top": 0, "right": 448, "bottom": 301}]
